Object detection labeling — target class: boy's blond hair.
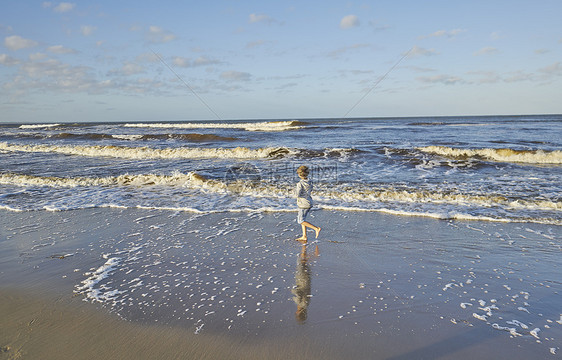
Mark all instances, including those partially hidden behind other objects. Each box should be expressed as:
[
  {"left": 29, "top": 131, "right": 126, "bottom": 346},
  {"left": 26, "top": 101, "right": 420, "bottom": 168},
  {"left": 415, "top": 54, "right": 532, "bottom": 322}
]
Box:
[{"left": 297, "top": 165, "right": 309, "bottom": 178}]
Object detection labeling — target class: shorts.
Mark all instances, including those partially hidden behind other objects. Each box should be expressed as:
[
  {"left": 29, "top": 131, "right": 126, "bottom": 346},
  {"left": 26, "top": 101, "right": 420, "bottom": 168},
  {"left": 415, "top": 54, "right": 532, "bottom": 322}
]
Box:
[{"left": 297, "top": 207, "right": 311, "bottom": 224}]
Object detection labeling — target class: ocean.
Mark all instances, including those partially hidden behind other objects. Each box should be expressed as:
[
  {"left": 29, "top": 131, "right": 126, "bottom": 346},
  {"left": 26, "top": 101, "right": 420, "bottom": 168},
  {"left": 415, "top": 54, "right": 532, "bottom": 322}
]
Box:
[
  {"left": 1, "top": 115, "right": 561, "bottom": 357},
  {"left": 1, "top": 115, "right": 560, "bottom": 224}
]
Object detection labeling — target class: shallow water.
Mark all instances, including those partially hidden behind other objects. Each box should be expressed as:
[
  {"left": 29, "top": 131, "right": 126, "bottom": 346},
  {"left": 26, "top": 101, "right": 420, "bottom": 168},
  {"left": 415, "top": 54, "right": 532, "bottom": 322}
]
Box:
[{"left": 1, "top": 208, "right": 559, "bottom": 358}]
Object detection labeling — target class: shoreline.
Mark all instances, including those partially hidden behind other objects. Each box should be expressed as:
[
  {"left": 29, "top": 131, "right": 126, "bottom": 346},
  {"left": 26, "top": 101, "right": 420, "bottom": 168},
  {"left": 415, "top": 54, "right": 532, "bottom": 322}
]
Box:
[{"left": 1, "top": 208, "right": 560, "bottom": 359}]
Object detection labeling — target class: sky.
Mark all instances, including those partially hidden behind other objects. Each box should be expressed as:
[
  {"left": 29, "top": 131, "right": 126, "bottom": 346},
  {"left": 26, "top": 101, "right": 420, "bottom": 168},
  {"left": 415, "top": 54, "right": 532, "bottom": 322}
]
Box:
[{"left": 1, "top": 0, "right": 561, "bottom": 122}]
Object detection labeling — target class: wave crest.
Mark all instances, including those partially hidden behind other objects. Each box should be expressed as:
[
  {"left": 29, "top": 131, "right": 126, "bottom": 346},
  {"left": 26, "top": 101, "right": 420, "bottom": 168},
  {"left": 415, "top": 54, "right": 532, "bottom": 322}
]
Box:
[
  {"left": 2, "top": 172, "right": 559, "bottom": 213},
  {"left": 418, "top": 146, "right": 562, "bottom": 164},
  {"left": 0, "top": 142, "right": 295, "bottom": 160},
  {"left": 123, "top": 120, "right": 305, "bottom": 132}
]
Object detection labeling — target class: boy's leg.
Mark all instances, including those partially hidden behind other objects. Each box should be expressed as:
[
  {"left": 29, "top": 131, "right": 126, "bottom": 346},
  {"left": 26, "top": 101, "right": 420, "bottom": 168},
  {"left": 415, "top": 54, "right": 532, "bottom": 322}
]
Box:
[{"left": 302, "top": 221, "right": 321, "bottom": 239}]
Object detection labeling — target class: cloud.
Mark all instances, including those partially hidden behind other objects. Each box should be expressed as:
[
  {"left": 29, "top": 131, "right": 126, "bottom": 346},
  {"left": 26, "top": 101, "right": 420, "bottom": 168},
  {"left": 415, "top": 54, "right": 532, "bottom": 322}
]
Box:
[
  {"left": 4, "top": 35, "right": 38, "bottom": 51},
  {"left": 172, "top": 56, "right": 221, "bottom": 68},
  {"left": 417, "top": 74, "right": 464, "bottom": 85},
  {"left": 108, "top": 62, "right": 145, "bottom": 76},
  {"left": 221, "top": 71, "right": 251, "bottom": 81},
  {"left": 81, "top": 25, "right": 96, "bottom": 36},
  {"left": 328, "top": 43, "right": 370, "bottom": 58},
  {"left": 473, "top": 47, "right": 498, "bottom": 56},
  {"left": 504, "top": 71, "right": 535, "bottom": 83},
  {"left": 490, "top": 31, "right": 503, "bottom": 40},
  {"left": 0, "top": 53, "right": 20, "bottom": 66},
  {"left": 147, "top": 26, "right": 176, "bottom": 44},
  {"left": 47, "top": 45, "right": 78, "bottom": 54},
  {"left": 29, "top": 52, "right": 48, "bottom": 61},
  {"left": 467, "top": 70, "right": 502, "bottom": 84},
  {"left": 419, "top": 29, "right": 465, "bottom": 40},
  {"left": 249, "top": 13, "right": 275, "bottom": 24},
  {"left": 0, "top": 25, "right": 13, "bottom": 33},
  {"left": 340, "top": 15, "right": 359, "bottom": 29},
  {"left": 534, "top": 49, "right": 549, "bottom": 55},
  {"left": 246, "top": 40, "right": 267, "bottom": 49},
  {"left": 407, "top": 45, "right": 438, "bottom": 57},
  {"left": 539, "top": 62, "right": 562, "bottom": 76},
  {"left": 53, "top": 2, "right": 75, "bottom": 13}
]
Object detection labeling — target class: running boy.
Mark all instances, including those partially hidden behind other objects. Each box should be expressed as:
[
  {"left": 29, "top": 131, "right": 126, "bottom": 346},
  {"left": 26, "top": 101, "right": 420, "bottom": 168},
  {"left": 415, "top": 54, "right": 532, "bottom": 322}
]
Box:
[{"left": 295, "top": 165, "right": 321, "bottom": 242}]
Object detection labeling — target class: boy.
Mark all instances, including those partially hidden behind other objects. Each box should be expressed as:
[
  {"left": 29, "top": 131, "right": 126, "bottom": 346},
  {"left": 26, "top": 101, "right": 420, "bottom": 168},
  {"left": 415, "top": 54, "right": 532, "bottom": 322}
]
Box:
[{"left": 295, "top": 165, "right": 321, "bottom": 242}]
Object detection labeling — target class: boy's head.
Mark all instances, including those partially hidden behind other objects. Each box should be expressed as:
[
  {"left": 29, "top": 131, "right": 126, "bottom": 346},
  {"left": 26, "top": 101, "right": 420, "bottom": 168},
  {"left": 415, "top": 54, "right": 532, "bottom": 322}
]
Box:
[{"left": 297, "top": 165, "right": 309, "bottom": 179}]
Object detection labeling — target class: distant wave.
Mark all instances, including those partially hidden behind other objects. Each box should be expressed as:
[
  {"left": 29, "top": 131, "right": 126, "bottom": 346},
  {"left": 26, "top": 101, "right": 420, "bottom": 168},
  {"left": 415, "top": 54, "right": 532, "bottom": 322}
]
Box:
[
  {"left": 0, "top": 142, "right": 357, "bottom": 160},
  {"left": 418, "top": 146, "right": 562, "bottom": 165},
  {"left": 3, "top": 132, "right": 238, "bottom": 142},
  {"left": 123, "top": 120, "right": 306, "bottom": 132},
  {"left": 19, "top": 124, "right": 61, "bottom": 129},
  {"left": 2, "top": 172, "right": 559, "bottom": 213}
]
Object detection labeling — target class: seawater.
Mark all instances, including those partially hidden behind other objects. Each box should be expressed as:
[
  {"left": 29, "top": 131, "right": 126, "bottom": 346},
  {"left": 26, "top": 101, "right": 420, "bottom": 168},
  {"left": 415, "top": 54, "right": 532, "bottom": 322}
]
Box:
[{"left": 0, "top": 115, "right": 560, "bottom": 224}]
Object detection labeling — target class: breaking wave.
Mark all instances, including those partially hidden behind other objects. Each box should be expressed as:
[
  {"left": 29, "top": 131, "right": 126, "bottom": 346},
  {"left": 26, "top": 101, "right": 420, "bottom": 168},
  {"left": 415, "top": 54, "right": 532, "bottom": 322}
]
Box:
[
  {"left": 123, "top": 120, "right": 306, "bottom": 132},
  {"left": 19, "top": 124, "right": 62, "bottom": 129},
  {"left": 0, "top": 142, "right": 294, "bottom": 160},
  {"left": 0, "top": 142, "right": 357, "bottom": 160},
  {"left": 4, "top": 132, "right": 238, "bottom": 142},
  {"left": 418, "top": 146, "right": 562, "bottom": 165},
  {"left": 2, "top": 172, "right": 559, "bottom": 213}
]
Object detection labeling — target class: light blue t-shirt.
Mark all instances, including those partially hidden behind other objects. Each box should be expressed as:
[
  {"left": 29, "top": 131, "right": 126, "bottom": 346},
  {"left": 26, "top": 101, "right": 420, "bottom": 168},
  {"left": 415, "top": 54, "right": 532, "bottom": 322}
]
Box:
[{"left": 296, "top": 179, "right": 313, "bottom": 209}]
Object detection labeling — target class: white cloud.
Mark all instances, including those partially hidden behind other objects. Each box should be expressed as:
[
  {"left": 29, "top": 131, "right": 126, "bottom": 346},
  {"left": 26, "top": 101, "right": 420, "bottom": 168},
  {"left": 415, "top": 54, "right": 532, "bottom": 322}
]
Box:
[
  {"left": 4, "top": 35, "right": 38, "bottom": 51},
  {"left": 474, "top": 47, "right": 498, "bottom": 56},
  {"left": 468, "top": 70, "right": 502, "bottom": 84},
  {"left": 0, "top": 53, "right": 20, "bottom": 66},
  {"left": 417, "top": 74, "right": 464, "bottom": 85},
  {"left": 407, "top": 45, "right": 438, "bottom": 58},
  {"left": 490, "top": 31, "right": 503, "bottom": 40},
  {"left": 81, "top": 25, "right": 96, "bottom": 36},
  {"left": 504, "top": 70, "right": 535, "bottom": 83},
  {"left": 172, "top": 56, "right": 221, "bottom": 68},
  {"left": 249, "top": 13, "right": 274, "bottom": 24},
  {"left": 147, "top": 26, "right": 176, "bottom": 44},
  {"left": 419, "top": 29, "right": 466, "bottom": 40},
  {"left": 539, "top": 62, "right": 562, "bottom": 76},
  {"left": 340, "top": 15, "right": 359, "bottom": 29},
  {"left": 221, "top": 71, "right": 251, "bottom": 81},
  {"left": 108, "top": 62, "right": 145, "bottom": 76},
  {"left": 246, "top": 40, "right": 267, "bottom": 49},
  {"left": 328, "top": 43, "right": 370, "bottom": 58},
  {"left": 53, "top": 2, "right": 75, "bottom": 13},
  {"left": 172, "top": 56, "right": 191, "bottom": 68},
  {"left": 47, "top": 45, "right": 77, "bottom": 54},
  {"left": 29, "top": 53, "right": 47, "bottom": 61},
  {"left": 193, "top": 56, "right": 221, "bottom": 67}
]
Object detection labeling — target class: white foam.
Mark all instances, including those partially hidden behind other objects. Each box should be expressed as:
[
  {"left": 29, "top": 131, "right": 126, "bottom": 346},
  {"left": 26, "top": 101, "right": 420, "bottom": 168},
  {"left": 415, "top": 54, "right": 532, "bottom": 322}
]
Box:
[
  {"left": 75, "top": 257, "right": 121, "bottom": 302},
  {"left": 506, "top": 319, "right": 529, "bottom": 329},
  {"left": 492, "top": 323, "right": 523, "bottom": 337},
  {"left": 19, "top": 124, "right": 61, "bottom": 129},
  {"left": 123, "top": 120, "right": 304, "bottom": 132},
  {"left": 0, "top": 204, "right": 24, "bottom": 212},
  {"left": 0, "top": 142, "right": 294, "bottom": 160},
  {"left": 418, "top": 146, "right": 562, "bottom": 165},
  {"left": 473, "top": 313, "right": 488, "bottom": 321},
  {"left": 530, "top": 327, "right": 541, "bottom": 339}
]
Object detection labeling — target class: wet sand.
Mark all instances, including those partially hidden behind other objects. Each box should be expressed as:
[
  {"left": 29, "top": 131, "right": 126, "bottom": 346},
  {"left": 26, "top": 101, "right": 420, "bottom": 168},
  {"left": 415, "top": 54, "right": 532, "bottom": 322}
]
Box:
[{"left": 1, "top": 208, "right": 560, "bottom": 359}]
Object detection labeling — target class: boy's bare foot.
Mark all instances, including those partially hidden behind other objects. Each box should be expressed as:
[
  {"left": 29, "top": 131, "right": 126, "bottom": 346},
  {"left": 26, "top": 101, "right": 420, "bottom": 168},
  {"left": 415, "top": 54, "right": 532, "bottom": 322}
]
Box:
[
  {"left": 315, "top": 227, "right": 321, "bottom": 239},
  {"left": 296, "top": 237, "right": 307, "bottom": 242}
]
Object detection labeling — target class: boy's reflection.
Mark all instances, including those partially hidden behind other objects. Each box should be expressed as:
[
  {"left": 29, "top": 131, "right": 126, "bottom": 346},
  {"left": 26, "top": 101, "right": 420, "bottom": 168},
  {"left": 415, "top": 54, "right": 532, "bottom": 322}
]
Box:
[{"left": 292, "top": 244, "right": 319, "bottom": 324}]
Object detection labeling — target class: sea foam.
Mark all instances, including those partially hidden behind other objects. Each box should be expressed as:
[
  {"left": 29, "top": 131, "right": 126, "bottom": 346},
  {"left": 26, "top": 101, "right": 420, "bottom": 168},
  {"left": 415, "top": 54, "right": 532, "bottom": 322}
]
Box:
[
  {"left": 123, "top": 120, "right": 304, "bottom": 132},
  {"left": 418, "top": 146, "right": 562, "bottom": 164}
]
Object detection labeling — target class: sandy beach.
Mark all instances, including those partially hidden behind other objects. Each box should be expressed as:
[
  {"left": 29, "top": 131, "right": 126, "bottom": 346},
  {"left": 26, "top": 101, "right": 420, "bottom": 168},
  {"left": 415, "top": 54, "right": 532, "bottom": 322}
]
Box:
[{"left": 1, "top": 208, "right": 560, "bottom": 359}]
